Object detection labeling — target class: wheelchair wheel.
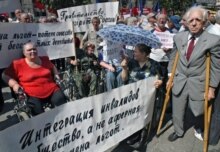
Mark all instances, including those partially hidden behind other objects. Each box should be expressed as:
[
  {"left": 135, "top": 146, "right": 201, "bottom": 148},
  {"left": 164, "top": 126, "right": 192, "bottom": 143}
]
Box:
[
  {"left": 96, "top": 79, "right": 106, "bottom": 94},
  {"left": 18, "top": 111, "right": 30, "bottom": 121}
]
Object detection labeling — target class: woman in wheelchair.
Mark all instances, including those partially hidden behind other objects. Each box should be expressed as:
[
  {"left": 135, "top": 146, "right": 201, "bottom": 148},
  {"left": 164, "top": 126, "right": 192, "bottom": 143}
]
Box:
[{"left": 2, "top": 42, "right": 66, "bottom": 116}]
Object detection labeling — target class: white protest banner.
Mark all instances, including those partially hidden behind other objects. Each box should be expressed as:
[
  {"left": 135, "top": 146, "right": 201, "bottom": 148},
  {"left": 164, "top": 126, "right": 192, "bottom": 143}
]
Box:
[
  {"left": 57, "top": 2, "right": 119, "bottom": 33},
  {"left": 0, "top": 22, "right": 75, "bottom": 68},
  {"left": 154, "top": 31, "right": 174, "bottom": 49},
  {"left": 0, "top": 78, "right": 156, "bottom": 152},
  {"left": 0, "top": 0, "right": 21, "bottom": 13}
]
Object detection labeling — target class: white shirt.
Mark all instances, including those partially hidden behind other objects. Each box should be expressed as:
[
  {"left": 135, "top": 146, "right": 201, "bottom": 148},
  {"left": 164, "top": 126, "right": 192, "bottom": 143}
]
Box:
[
  {"left": 186, "top": 34, "right": 199, "bottom": 55},
  {"left": 206, "top": 23, "right": 220, "bottom": 36}
]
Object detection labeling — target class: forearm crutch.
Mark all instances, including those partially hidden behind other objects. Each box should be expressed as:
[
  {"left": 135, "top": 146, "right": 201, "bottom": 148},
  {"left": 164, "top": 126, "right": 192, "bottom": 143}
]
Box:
[
  {"left": 203, "top": 52, "right": 211, "bottom": 152},
  {"left": 156, "top": 52, "right": 179, "bottom": 136}
]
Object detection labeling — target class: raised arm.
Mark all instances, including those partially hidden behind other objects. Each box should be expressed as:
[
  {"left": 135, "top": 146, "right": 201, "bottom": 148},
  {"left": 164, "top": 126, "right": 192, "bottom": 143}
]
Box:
[{"left": 120, "top": 59, "right": 129, "bottom": 82}]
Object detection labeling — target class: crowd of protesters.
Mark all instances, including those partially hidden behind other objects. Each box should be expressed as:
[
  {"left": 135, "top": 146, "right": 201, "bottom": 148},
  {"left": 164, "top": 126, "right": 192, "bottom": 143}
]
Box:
[{"left": 0, "top": 4, "right": 220, "bottom": 150}]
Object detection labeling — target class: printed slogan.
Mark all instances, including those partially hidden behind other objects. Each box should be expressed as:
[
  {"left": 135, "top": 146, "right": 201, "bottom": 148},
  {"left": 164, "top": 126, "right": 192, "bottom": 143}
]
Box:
[
  {"left": 0, "top": 22, "right": 75, "bottom": 68},
  {"left": 0, "top": 78, "right": 156, "bottom": 152},
  {"left": 57, "top": 2, "right": 119, "bottom": 32}
]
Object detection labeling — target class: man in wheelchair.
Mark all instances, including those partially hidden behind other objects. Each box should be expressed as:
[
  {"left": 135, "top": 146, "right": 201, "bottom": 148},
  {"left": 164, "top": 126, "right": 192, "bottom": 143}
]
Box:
[
  {"left": 2, "top": 42, "right": 67, "bottom": 116},
  {"left": 67, "top": 41, "right": 100, "bottom": 97}
]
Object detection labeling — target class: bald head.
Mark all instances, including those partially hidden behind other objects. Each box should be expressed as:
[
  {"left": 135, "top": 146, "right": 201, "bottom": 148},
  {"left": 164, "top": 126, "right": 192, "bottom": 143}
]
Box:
[{"left": 156, "top": 14, "right": 168, "bottom": 30}]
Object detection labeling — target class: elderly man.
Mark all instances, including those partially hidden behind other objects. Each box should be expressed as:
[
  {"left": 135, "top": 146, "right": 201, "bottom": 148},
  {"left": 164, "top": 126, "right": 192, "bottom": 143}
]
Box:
[
  {"left": 81, "top": 16, "right": 102, "bottom": 56},
  {"left": 143, "top": 12, "right": 157, "bottom": 31},
  {"left": 179, "top": 13, "right": 188, "bottom": 32},
  {"left": 167, "top": 6, "right": 220, "bottom": 142},
  {"left": 206, "top": 10, "right": 220, "bottom": 35},
  {"left": 20, "top": 13, "right": 31, "bottom": 23},
  {"left": 150, "top": 14, "right": 172, "bottom": 84},
  {"left": 206, "top": 10, "right": 220, "bottom": 145},
  {"left": 13, "top": 9, "right": 22, "bottom": 23}
]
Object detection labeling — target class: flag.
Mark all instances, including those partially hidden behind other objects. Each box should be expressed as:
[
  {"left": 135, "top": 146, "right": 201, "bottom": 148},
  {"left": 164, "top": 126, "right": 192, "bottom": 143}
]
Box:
[
  {"left": 139, "top": 0, "right": 146, "bottom": 15},
  {"left": 153, "top": 0, "right": 160, "bottom": 14},
  {"left": 129, "top": 0, "right": 132, "bottom": 15}
]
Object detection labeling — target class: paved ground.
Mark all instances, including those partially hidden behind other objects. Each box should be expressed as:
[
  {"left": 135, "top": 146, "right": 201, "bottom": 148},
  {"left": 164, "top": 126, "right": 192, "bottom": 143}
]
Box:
[{"left": 1, "top": 87, "right": 220, "bottom": 152}]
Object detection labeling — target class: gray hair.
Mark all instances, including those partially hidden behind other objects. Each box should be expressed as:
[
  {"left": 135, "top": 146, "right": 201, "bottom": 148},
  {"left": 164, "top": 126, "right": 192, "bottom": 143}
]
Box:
[
  {"left": 23, "top": 42, "right": 36, "bottom": 51},
  {"left": 215, "top": 10, "right": 220, "bottom": 24},
  {"left": 127, "top": 17, "right": 138, "bottom": 25},
  {"left": 156, "top": 14, "right": 168, "bottom": 20},
  {"left": 185, "top": 6, "right": 208, "bottom": 23}
]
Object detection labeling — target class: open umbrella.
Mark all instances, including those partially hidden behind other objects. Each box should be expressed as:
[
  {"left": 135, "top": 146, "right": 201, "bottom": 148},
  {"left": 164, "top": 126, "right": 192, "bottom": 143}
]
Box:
[{"left": 97, "top": 24, "right": 161, "bottom": 48}]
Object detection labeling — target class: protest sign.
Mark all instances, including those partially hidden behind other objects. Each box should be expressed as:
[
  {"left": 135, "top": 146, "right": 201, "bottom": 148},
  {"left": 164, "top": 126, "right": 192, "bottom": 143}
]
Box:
[
  {"left": 0, "top": 78, "right": 156, "bottom": 152},
  {"left": 101, "top": 41, "right": 124, "bottom": 63},
  {"left": 0, "top": 0, "right": 21, "bottom": 13},
  {"left": 153, "top": 31, "right": 174, "bottom": 49},
  {"left": 57, "top": 2, "right": 119, "bottom": 33},
  {"left": 0, "top": 22, "right": 75, "bottom": 68}
]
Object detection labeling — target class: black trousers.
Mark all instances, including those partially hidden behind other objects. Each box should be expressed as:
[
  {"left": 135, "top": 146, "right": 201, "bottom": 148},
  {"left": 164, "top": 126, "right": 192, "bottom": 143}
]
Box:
[
  {"left": 27, "top": 89, "right": 66, "bottom": 115},
  {"left": 0, "top": 85, "right": 4, "bottom": 112}
]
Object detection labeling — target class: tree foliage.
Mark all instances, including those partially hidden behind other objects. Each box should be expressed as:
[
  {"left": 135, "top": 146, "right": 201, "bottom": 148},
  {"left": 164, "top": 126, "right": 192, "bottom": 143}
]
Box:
[{"left": 160, "top": 0, "right": 195, "bottom": 15}]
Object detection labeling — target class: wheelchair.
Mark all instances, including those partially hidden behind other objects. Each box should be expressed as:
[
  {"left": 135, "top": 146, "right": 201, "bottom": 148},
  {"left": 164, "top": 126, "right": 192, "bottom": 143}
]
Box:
[
  {"left": 13, "top": 87, "right": 32, "bottom": 121},
  {"left": 95, "top": 68, "right": 107, "bottom": 94},
  {"left": 58, "top": 69, "right": 81, "bottom": 101},
  {"left": 13, "top": 87, "right": 56, "bottom": 122}
]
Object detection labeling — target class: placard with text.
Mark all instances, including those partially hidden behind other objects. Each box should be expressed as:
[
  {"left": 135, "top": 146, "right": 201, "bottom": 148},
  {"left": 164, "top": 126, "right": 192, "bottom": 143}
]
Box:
[{"left": 0, "top": 78, "right": 156, "bottom": 152}]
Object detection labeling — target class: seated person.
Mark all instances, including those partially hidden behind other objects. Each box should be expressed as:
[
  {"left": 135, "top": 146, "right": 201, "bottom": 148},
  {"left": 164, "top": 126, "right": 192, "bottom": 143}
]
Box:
[
  {"left": 67, "top": 41, "right": 99, "bottom": 97},
  {"left": 2, "top": 42, "right": 66, "bottom": 116},
  {"left": 120, "top": 43, "right": 164, "bottom": 147},
  {"left": 98, "top": 42, "right": 125, "bottom": 91},
  {"left": 121, "top": 43, "right": 163, "bottom": 85}
]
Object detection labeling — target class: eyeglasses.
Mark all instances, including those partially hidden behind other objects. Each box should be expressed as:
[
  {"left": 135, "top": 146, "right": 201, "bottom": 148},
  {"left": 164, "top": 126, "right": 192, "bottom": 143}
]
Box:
[{"left": 26, "top": 48, "right": 37, "bottom": 52}]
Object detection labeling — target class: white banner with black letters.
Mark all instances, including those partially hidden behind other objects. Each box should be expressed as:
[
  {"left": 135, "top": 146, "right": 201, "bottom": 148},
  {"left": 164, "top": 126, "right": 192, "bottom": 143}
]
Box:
[
  {"left": 57, "top": 2, "right": 119, "bottom": 33},
  {"left": 0, "top": 22, "right": 75, "bottom": 68},
  {"left": 0, "top": 78, "right": 156, "bottom": 152}
]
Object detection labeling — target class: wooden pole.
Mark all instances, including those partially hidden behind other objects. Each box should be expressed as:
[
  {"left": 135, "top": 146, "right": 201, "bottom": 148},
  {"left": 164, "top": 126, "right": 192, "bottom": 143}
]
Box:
[
  {"left": 203, "top": 52, "right": 211, "bottom": 152},
  {"left": 72, "top": 22, "right": 78, "bottom": 74},
  {"left": 156, "top": 52, "right": 179, "bottom": 136}
]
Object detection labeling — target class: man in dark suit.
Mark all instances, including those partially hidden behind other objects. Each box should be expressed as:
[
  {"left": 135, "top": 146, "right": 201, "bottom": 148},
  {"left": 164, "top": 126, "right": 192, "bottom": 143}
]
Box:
[{"left": 167, "top": 6, "right": 220, "bottom": 142}]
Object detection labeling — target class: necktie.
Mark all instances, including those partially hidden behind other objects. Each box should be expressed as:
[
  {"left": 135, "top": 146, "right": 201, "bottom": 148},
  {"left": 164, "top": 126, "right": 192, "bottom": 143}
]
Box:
[{"left": 186, "top": 36, "right": 195, "bottom": 61}]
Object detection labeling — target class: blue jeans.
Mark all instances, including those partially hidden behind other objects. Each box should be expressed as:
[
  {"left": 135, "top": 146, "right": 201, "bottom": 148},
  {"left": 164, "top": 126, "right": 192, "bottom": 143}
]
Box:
[{"left": 106, "top": 68, "right": 123, "bottom": 91}]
